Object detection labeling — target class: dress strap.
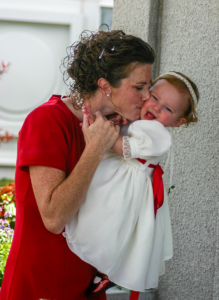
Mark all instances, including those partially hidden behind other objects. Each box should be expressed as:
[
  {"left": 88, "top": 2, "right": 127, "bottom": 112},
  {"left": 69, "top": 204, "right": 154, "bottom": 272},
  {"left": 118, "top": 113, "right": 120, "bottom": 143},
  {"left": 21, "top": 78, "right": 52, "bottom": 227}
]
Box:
[
  {"left": 136, "top": 158, "right": 146, "bottom": 165},
  {"left": 136, "top": 158, "right": 164, "bottom": 217}
]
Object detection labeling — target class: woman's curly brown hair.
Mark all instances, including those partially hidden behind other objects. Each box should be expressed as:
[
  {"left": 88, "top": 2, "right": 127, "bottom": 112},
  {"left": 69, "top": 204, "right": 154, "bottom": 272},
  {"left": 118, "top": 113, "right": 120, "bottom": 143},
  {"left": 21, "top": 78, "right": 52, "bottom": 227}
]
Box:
[
  {"left": 61, "top": 26, "right": 155, "bottom": 108},
  {"left": 151, "top": 72, "right": 199, "bottom": 126}
]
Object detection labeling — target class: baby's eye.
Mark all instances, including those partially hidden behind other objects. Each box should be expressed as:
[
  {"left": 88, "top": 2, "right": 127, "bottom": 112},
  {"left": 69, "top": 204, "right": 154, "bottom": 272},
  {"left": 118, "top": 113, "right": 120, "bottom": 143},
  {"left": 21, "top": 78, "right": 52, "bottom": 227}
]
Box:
[
  {"left": 136, "top": 87, "right": 143, "bottom": 90},
  {"left": 152, "top": 95, "right": 158, "bottom": 101},
  {"left": 165, "top": 106, "right": 172, "bottom": 112}
]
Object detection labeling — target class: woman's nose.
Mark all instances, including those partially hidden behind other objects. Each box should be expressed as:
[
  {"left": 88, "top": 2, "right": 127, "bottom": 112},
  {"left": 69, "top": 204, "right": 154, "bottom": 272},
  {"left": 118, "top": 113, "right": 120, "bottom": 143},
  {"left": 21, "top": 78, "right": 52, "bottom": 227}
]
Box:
[{"left": 143, "top": 89, "right": 151, "bottom": 101}]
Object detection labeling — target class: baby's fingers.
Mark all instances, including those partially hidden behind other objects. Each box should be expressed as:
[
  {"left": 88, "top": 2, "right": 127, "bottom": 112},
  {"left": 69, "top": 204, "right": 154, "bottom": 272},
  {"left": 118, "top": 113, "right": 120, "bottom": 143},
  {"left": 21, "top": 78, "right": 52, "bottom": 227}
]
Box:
[
  {"left": 85, "top": 104, "right": 94, "bottom": 124},
  {"left": 122, "top": 117, "right": 129, "bottom": 125},
  {"left": 82, "top": 113, "right": 89, "bottom": 131}
]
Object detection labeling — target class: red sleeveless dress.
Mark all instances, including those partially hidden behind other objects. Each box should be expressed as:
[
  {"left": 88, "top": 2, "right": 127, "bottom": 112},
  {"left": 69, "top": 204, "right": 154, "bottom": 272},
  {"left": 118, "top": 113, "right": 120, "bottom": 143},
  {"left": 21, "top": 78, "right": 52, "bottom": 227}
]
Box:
[{"left": 0, "top": 95, "right": 106, "bottom": 300}]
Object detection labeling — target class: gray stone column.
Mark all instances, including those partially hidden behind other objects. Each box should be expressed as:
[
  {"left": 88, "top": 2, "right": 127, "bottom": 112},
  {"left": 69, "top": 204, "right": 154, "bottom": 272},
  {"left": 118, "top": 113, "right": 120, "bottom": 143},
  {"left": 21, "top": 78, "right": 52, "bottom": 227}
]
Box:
[
  {"left": 112, "top": 0, "right": 162, "bottom": 78},
  {"left": 111, "top": 1, "right": 219, "bottom": 300}
]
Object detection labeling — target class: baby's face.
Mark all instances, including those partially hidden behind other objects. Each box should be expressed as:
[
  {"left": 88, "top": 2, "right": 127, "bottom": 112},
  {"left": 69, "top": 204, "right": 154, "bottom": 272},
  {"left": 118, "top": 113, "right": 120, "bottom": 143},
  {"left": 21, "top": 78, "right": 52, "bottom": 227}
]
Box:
[{"left": 140, "top": 79, "right": 188, "bottom": 127}]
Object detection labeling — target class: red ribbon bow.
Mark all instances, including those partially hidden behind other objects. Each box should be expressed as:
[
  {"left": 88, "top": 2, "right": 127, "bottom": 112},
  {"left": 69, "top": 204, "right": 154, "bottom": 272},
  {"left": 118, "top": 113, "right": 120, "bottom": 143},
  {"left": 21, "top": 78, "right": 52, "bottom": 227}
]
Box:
[
  {"left": 137, "top": 158, "right": 164, "bottom": 217},
  {"left": 129, "top": 160, "right": 164, "bottom": 300}
]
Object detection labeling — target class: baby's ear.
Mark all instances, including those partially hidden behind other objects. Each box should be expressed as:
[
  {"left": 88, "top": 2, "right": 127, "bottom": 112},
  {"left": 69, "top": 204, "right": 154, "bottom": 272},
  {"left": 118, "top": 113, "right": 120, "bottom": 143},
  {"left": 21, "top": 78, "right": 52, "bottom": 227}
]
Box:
[{"left": 172, "top": 117, "right": 187, "bottom": 127}]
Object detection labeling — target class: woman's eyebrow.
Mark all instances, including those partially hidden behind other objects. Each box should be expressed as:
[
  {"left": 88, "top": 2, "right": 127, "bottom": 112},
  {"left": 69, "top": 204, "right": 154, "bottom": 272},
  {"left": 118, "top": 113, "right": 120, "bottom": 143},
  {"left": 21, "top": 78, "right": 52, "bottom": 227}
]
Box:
[{"left": 136, "top": 81, "right": 147, "bottom": 84}]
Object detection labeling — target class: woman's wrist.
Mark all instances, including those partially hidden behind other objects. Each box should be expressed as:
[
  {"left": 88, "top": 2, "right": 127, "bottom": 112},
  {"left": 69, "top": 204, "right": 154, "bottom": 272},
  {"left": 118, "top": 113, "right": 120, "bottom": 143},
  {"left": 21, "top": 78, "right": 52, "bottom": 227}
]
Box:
[{"left": 83, "top": 143, "right": 105, "bottom": 162}]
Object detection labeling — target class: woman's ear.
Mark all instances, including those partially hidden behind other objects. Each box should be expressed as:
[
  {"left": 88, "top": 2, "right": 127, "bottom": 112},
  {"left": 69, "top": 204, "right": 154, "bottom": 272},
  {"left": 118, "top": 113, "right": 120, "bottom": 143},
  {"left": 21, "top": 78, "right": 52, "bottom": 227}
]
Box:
[
  {"left": 172, "top": 117, "right": 187, "bottom": 127},
  {"left": 97, "top": 78, "right": 111, "bottom": 96}
]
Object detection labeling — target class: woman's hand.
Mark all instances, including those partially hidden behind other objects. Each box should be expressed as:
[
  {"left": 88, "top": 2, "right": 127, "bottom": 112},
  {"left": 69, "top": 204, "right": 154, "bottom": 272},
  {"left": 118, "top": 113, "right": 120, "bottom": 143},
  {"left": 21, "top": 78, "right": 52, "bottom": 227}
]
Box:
[{"left": 82, "top": 111, "right": 120, "bottom": 157}]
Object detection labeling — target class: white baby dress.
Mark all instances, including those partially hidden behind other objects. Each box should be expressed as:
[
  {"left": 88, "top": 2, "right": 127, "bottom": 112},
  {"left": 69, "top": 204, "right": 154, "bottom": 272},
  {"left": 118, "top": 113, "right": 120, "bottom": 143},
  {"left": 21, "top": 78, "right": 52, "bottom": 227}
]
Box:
[{"left": 64, "top": 120, "right": 173, "bottom": 292}]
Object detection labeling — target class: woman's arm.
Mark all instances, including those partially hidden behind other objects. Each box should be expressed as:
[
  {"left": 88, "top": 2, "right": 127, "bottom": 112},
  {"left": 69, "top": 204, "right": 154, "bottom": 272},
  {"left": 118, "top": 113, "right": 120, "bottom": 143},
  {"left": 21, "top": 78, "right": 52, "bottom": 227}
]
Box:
[{"left": 30, "top": 112, "right": 120, "bottom": 234}]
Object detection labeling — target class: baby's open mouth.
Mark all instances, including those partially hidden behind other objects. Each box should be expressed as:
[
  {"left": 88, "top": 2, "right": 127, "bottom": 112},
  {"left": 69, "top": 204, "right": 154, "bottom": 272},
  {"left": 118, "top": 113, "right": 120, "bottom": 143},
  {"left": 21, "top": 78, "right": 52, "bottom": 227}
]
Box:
[{"left": 145, "top": 111, "right": 156, "bottom": 120}]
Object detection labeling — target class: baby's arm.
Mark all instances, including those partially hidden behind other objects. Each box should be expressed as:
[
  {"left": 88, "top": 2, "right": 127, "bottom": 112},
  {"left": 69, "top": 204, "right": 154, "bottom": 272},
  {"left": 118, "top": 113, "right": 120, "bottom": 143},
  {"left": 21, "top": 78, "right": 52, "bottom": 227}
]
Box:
[
  {"left": 113, "top": 121, "right": 172, "bottom": 159},
  {"left": 112, "top": 121, "right": 173, "bottom": 160},
  {"left": 83, "top": 106, "right": 171, "bottom": 159},
  {"left": 111, "top": 135, "right": 123, "bottom": 156}
]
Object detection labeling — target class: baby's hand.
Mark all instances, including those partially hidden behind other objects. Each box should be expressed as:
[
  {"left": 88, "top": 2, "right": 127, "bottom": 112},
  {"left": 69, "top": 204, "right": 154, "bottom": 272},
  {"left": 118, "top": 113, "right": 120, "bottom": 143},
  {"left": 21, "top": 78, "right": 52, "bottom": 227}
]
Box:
[
  {"left": 108, "top": 114, "right": 129, "bottom": 127},
  {"left": 82, "top": 104, "right": 95, "bottom": 125}
]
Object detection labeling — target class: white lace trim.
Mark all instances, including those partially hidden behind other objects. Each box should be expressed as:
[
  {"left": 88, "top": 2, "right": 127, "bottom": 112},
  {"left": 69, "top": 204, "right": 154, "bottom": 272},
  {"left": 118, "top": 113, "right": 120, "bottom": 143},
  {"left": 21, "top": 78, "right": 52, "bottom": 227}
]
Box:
[{"left": 122, "top": 136, "right": 132, "bottom": 160}]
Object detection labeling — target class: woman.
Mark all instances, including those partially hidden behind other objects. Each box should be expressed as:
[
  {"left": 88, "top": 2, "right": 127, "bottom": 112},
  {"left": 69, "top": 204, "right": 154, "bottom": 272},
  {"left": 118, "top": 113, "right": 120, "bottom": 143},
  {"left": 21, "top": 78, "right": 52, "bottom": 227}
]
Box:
[{"left": 0, "top": 28, "right": 154, "bottom": 300}]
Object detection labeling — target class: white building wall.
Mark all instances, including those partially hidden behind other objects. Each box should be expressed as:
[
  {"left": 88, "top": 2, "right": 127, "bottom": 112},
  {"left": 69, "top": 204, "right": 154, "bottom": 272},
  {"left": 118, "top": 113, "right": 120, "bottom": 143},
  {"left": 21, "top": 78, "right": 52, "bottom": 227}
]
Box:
[{"left": 0, "top": 0, "right": 113, "bottom": 178}]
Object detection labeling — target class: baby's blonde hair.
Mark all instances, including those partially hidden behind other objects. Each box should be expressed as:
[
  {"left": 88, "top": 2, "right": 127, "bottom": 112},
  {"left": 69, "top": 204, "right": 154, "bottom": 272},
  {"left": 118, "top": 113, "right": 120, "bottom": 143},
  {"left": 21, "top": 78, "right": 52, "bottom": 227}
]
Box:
[{"left": 151, "top": 71, "right": 199, "bottom": 126}]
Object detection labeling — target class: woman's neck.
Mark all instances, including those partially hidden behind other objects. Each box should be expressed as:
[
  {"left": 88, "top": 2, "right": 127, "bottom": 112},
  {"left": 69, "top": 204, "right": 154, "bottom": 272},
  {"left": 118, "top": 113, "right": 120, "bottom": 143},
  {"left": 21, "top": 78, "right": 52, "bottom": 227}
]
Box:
[{"left": 62, "top": 90, "right": 115, "bottom": 122}]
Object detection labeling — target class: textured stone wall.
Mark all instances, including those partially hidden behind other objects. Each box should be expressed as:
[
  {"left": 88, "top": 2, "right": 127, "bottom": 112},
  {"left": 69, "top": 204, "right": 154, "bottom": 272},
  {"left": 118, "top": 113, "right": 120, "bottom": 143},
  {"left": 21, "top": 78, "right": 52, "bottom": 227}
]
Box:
[
  {"left": 112, "top": 0, "right": 161, "bottom": 78},
  {"left": 111, "top": 1, "right": 219, "bottom": 300},
  {"left": 158, "top": 1, "right": 219, "bottom": 299}
]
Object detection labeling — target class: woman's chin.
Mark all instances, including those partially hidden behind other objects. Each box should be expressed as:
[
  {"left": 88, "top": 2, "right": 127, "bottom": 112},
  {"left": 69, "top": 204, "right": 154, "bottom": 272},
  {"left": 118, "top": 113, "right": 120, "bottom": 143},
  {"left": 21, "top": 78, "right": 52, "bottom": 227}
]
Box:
[{"left": 128, "top": 113, "right": 141, "bottom": 122}]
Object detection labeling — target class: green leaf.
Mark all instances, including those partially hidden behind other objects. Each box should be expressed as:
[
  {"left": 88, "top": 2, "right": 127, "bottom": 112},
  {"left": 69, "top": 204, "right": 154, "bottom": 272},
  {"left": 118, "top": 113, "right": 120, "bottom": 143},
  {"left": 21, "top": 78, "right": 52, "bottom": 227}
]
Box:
[
  {"left": 0, "top": 232, "right": 12, "bottom": 286},
  {"left": 168, "top": 185, "right": 175, "bottom": 195},
  {"left": 4, "top": 202, "right": 16, "bottom": 216},
  {"left": 0, "top": 178, "right": 14, "bottom": 187}
]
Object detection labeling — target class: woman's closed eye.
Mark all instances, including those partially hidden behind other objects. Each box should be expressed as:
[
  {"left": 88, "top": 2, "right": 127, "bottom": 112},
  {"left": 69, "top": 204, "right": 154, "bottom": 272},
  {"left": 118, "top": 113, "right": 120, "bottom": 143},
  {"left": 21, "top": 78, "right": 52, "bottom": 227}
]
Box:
[{"left": 152, "top": 95, "right": 158, "bottom": 101}]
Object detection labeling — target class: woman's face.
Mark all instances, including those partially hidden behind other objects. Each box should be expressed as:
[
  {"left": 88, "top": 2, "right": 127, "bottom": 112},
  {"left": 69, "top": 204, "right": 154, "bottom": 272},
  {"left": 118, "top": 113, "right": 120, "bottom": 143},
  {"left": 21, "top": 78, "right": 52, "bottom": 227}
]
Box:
[{"left": 110, "top": 63, "right": 152, "bottom": 121}]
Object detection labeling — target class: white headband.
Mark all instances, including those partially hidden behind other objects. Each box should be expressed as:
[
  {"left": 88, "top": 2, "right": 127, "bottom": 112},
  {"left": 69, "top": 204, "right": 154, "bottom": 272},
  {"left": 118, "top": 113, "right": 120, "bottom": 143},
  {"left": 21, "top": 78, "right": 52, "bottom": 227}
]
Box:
[{"left": 161, "top": 72, "right": 198, "bottom": 108}]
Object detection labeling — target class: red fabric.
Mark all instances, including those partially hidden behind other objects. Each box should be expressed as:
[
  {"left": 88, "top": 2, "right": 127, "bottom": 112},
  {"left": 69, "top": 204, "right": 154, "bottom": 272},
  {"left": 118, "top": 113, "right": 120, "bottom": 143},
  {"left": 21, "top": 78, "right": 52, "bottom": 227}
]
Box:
[
  {"left": 135, "top": 158, "right": 145, "bottom": 165},
  {"left": 130, "top": 291, "right": 140, "bottom": 300},
  {"left": 136, "top": 158, "right": 164, "bottom": 217},
  {"left": 151, "top": 164, "right": 164, "bottom": 217},
  {"left": 0, "top": 95, "right": 106, "bottom": 300}
]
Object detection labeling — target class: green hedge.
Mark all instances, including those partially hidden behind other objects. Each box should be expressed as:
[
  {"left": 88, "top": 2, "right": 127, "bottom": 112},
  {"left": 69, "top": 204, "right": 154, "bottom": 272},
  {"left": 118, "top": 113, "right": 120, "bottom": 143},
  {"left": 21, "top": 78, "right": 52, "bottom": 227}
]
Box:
[{"left": 0, "top": 179, "right": 14, "bottom": 187}]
